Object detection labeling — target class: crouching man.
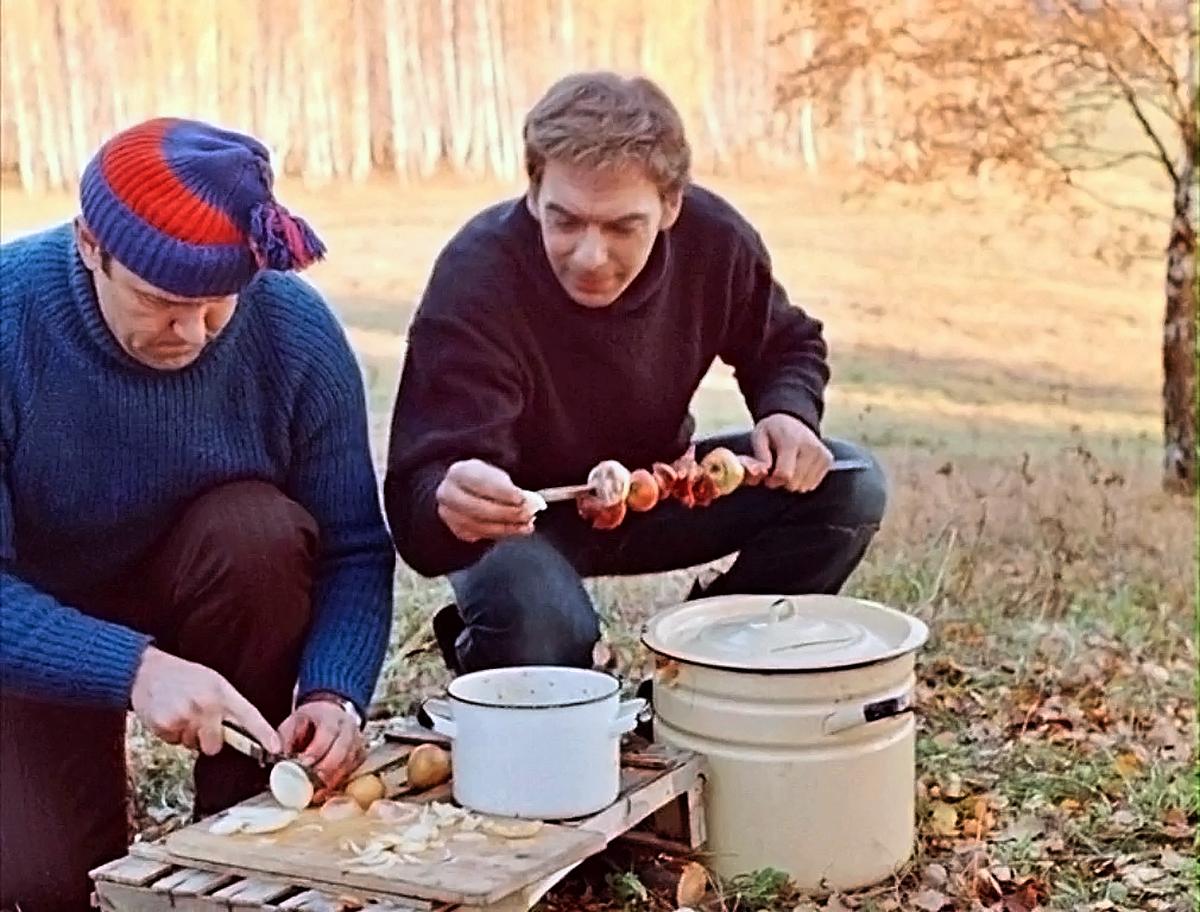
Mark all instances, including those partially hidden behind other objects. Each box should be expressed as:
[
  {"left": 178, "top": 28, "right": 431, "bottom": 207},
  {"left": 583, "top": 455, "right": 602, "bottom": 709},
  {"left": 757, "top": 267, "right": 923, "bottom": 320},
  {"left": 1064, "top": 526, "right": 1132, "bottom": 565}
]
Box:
[
  {"left": 384, "top": 73, "right": 886, "bottom": 675},
  {"left": 0, "top": 118, "right": 394, "bottom": 910}
]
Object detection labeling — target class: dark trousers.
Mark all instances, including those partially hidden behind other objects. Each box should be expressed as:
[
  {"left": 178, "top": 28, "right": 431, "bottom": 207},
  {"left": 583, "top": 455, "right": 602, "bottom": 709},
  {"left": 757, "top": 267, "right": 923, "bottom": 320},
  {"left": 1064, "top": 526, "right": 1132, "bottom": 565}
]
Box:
[
  {"left": 446, "top": 435, "right": 887, "bottom": 672},
  {"left": 0, "top": 481, "right": 317, "bottom": 912}
]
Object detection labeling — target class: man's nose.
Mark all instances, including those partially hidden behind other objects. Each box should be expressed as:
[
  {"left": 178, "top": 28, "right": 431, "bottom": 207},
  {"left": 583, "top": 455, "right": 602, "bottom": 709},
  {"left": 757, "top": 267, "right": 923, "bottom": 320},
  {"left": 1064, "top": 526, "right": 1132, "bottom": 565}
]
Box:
[
  {"left": 172, "top": 311, "right": 207, "bottom": 346},
  {"left": 572, "top": 228, "right": 608, "bottom": 270}
]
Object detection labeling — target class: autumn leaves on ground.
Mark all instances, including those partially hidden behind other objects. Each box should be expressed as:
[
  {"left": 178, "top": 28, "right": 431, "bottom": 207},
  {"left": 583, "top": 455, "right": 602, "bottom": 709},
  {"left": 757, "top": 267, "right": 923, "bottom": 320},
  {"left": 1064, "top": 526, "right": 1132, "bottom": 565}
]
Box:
[{"left": 2, "top": 169, "right": 1193, "bottom": 911}]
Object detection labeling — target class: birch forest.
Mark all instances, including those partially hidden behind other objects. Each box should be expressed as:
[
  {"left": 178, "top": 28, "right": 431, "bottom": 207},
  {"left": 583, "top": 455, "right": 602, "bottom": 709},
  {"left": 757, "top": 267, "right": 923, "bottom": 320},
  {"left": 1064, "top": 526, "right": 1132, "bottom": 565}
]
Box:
[{"left": 0, "top": 0, "right": 863, "bottom": 190}]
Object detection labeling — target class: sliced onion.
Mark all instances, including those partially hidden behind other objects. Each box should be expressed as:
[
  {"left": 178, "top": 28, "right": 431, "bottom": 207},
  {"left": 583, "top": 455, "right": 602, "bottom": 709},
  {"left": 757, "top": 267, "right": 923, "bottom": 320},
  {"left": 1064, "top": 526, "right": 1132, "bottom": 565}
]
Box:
[
  {"left": 320, "top": 796, "right": 364, "bottom": 821},
  {"left": 269, "top": 760, "right": 314, "bottom": 810},
  {"left": 481, "top": 817, "right": 544, "bottom": 839},
  {"left": 367, "top": 799, "right": 420, "bottom": 824}
]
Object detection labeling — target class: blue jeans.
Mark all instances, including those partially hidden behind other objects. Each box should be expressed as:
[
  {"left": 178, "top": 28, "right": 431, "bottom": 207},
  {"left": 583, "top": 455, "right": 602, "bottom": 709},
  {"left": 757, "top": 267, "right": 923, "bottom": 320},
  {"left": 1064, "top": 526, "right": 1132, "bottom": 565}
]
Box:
[{"left": 446, "top": 435, "right": 887, "bottom": 672}]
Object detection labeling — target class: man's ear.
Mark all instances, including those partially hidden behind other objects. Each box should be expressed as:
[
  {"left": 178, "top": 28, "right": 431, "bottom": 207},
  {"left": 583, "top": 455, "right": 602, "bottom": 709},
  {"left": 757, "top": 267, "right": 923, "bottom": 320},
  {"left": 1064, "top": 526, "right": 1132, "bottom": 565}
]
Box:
[
  {"left": 524, "top": 185, "right": 541, "bottom": 222},
  {"left": 659, "top": 189, "right": 683, "bottom": 231},
  {"left": 74, "top": 217, "right": 102, "bottom": 272}
]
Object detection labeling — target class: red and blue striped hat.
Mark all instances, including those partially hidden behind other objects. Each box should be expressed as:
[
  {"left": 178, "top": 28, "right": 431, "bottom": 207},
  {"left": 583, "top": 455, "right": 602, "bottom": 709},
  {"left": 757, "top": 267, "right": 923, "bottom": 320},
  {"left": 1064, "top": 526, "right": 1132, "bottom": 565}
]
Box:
[{"left": 80, "top": 118, "right": 325, "bottom": 297}]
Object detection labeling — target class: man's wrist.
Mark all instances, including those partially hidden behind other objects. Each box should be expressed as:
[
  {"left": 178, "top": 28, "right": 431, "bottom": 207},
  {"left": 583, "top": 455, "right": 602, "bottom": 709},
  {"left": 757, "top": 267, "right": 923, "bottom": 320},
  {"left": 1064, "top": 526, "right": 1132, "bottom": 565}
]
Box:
[{"left": 299, "top": 690, "right": 364, "bottom": 729}]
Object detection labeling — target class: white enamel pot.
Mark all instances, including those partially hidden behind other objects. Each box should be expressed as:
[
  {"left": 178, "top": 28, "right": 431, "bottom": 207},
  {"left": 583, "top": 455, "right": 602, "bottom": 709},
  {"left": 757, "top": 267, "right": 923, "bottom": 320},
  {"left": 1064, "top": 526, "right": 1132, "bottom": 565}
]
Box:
[
  {"left": 422, "top": 666, "right": 645, "bottom": 820},
  {"left": 642, "top": 594, "right": 929, "bottom": 891}
]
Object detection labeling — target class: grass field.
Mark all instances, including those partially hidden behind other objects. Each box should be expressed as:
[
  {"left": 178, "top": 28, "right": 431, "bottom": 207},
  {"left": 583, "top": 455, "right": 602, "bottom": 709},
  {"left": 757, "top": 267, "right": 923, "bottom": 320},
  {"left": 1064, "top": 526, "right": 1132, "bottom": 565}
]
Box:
[{"left": 1, "top": 165, "right": 1193, "bottom": 911}]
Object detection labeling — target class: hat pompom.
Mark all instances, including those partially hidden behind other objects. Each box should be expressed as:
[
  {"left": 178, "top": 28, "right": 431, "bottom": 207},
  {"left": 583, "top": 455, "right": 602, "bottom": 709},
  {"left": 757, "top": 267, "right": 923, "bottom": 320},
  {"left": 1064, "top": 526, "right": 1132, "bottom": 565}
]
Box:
[{"left": 248, "top": 201, "right": 326, "bottom": 272}]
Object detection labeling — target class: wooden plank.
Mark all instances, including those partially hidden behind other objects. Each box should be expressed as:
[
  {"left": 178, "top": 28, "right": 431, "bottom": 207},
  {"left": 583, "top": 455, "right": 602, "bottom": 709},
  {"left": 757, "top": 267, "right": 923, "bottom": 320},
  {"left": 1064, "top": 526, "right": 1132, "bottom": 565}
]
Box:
[
  {"left": 210, "top": 876, "right": 298, "bottom": 904},
  {"left": 277, "top": 889, "right": 431, "bottom": 912},
  {"left": 150, "top": 866, "right": 237, "bottom": 894},
  {"left": 650, "top": 773, "right": 707, "bottom": 849},
  {"left": 95, "top": 880, "right": 172, "bottom": 912},
  {"left": 90, "top": 855, "right": 175, "bottom": 886},
  {"left": 382, "top": 718, "right": 452, "bottom": 747},
  {"left": 576, "top": 760, "right": 703, "bottom": 843},
  {"left": 456, "top": 861, "right": 582, "bottom": 912},
  {"left": 683, "top": 780, "right": 706, "bottom": 849},
  {"left": 279, "top": 890, "right": 358, "bottom": 911},
  {"left": 163, "top": 804, "right": 605, "bottom": 906},
  {"left": 95, "top": 880, "right": 252, "bottom": 912}
]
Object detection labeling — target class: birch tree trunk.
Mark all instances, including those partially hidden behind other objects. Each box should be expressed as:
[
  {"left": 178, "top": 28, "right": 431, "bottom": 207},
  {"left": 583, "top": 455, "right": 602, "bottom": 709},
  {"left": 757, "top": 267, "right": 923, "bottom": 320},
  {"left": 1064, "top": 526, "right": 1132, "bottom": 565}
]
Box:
[{"left": 1162, "top": 141, "right": 1197, "bottom": 494}]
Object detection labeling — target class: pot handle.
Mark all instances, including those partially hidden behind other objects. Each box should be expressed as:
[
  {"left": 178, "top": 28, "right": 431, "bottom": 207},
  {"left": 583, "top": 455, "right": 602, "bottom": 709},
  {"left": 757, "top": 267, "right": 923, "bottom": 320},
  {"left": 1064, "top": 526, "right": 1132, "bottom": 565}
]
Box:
[
  {"left": 822, "top": 686, "right": 913, "bottom": 736},
  {"left": 609, "top": 698, "right": 647, "bottom": 736},
  {"left": 421, "top": 698, "right": 457, "bottom": 739}
]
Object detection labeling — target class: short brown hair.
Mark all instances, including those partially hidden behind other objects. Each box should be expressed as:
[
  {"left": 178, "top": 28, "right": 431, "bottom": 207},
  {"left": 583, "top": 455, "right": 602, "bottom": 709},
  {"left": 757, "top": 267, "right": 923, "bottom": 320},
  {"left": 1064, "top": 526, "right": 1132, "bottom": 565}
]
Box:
[{"left": 523, "top": 72, "right": 691, "bottom": 199}]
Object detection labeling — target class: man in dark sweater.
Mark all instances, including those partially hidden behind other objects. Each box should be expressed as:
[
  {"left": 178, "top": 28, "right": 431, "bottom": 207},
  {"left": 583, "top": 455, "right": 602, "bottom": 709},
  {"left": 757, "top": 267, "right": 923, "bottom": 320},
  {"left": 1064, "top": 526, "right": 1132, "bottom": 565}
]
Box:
[
  {"left": 0, "top": 120, "right": 394, "bottom": 909},
  {"left": 386, "top": 72, "right": 885, "bottom": 673}
]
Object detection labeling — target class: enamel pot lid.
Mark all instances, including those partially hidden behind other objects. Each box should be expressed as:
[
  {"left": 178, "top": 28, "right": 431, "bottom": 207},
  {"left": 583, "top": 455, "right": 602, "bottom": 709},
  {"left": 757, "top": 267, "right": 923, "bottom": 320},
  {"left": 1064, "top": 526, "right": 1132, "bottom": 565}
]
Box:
[{"left": 641, "top": 594, "right": 929, "bottom": 673}]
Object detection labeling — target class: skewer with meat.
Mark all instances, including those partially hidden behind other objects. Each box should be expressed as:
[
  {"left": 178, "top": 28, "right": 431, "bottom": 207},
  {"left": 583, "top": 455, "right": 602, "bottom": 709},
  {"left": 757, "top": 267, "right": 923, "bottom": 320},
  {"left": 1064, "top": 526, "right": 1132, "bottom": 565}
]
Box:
[{"left": 573, "top": 447, "right": 769, "bottom": 529}]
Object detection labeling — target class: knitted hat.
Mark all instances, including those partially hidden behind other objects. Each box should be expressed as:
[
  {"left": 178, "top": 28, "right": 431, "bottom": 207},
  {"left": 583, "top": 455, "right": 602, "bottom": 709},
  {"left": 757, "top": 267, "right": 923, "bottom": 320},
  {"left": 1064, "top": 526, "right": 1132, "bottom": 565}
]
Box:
[{"left": 79, "top": 118, "right": 325, "bottom": 297}]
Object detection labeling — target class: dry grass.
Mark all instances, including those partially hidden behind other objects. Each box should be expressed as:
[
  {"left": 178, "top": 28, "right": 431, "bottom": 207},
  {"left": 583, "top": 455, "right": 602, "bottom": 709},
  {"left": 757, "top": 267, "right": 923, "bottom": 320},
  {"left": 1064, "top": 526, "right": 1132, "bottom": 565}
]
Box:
[{"left": 2, "top": 165, "right": 1193, "bottom": 910}]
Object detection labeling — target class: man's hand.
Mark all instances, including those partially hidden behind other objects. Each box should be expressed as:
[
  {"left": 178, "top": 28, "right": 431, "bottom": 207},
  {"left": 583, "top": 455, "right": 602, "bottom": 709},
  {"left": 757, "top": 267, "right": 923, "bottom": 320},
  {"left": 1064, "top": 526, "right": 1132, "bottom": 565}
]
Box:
[
  {"left": 278, "top": 698, "right": 366, "bottom": 792},
  {"left": 751, "top": 413, "right": 833, "bottom": 493},
  {"left": 130, "top": 646, "right": 280, "bottom": 757},
  {"left": 436, "top": 459, "right": 535, "bottom": 543}
]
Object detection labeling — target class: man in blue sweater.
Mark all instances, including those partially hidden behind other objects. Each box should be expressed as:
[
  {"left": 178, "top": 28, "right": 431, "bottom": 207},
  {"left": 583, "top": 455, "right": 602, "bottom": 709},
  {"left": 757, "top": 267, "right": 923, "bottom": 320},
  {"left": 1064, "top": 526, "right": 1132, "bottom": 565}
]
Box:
[{"left": 0, "top": 119, "right": 394, "bottom": 909}]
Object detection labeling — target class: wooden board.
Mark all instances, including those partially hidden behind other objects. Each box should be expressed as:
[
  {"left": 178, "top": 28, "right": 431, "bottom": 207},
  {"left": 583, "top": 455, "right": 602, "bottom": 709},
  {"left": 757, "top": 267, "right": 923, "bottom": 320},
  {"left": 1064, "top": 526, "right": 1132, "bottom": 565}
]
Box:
[
  {"left": 163, "top": 793, "right": 605, "bottom": 905},
  {"left": 97, "top": 729, "right": 705, "bottom": 911}
]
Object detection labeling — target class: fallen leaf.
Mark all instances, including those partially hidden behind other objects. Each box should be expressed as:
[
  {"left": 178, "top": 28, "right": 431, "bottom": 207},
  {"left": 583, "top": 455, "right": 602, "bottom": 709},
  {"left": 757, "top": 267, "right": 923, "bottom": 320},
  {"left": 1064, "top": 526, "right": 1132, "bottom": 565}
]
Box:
[
  {"left": 1113, "top": 752, "right": 1142, "bottom": 779},
  {"left": 1109, "top": 809, "right": 1137, "bottom": 829},
  {"left": 922, "top": 863, "right": 949, "bottom": 888},
  {"left": 1159, "top": 847, "right": 1188, "bottom": 871},
  {"left": 1123, "top": 865, "right": 1165, "bottom": 888},
  {"left": 996, "top": 815, "right": 1046, "bottom": 842},
  {"left": 1004, "top": 876, "right": 1049, "bottom": 912},
  {"left": 929, "top": 801, "right": 959, "bottom": 837},
  {"left": 1161, "top": 807, "right": 1192, "bottom": 838},
  {"left": 932, "top": 731, "right": 958, "bottom": 748},
  {"left": 913, "top": 889, "right": 951, "bottom": 912},
  {"left": 822, "top": 896, "right": 852, "bottom": 911},
  {"left": 942, "top": 773, "right": 965, "bottom": 799},
  {"left": 974, "top": 866, "right": 1004, "bottom": 903}
]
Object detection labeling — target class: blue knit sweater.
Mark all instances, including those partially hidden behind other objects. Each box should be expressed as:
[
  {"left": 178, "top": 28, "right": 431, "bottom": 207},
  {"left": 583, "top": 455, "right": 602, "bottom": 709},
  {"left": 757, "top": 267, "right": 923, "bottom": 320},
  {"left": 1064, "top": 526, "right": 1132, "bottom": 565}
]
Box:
[{"left": 0, "top": 226, "right": 394, "bottom": 714}]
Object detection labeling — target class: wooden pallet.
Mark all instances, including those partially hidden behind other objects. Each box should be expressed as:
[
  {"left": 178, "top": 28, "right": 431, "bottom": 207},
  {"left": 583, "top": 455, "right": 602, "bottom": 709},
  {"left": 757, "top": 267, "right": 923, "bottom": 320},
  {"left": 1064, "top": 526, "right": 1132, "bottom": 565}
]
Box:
[{"left": 92, "top": 727, "right": 704, "bottom": 912}]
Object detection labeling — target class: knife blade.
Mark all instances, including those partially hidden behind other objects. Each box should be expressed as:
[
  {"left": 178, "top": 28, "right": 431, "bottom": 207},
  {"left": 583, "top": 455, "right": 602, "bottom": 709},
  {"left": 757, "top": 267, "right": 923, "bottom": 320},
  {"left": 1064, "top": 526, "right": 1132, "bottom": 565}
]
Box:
[{"left": 221, "top": 720, "right": 283, "bottom": 767}]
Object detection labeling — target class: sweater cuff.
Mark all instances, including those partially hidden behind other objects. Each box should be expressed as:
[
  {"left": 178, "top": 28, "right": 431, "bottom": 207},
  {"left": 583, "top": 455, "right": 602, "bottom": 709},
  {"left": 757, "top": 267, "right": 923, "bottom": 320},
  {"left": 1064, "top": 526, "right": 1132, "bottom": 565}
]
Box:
[
  {"left": 401, "top": 466, "right": 489, "bottom": 578},
  {"left": 72, "top": 624, "right": 153, "bottom": 709}
]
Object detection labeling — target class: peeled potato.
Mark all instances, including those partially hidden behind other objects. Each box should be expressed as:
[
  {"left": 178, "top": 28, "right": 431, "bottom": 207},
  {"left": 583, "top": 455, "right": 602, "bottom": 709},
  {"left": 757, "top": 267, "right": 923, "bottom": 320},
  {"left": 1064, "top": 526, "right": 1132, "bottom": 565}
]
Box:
[
  {"left": 320, "top": 796, "right": 364, "bottom": 821},
  {"left": 406, "top": 744, "right": 452, "bottom": 790},
  {"left": 344, "top": 773, "right": 385, "bottom": 809}
]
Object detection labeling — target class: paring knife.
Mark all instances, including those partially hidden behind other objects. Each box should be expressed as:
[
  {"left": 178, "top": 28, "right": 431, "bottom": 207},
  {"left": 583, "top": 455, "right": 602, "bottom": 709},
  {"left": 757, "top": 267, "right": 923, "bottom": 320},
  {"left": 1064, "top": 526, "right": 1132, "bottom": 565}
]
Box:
[
  {"left": 536, "top": 457, "right": 872, "bottom": 503},
  {"left": 221, "top": 720, "right": 283, "bottom": 767}
]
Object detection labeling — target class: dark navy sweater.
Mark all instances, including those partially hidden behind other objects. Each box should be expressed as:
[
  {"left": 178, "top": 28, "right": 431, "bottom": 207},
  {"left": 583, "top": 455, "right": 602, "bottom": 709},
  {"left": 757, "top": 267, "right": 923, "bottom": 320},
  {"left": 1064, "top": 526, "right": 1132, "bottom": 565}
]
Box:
[
  {"left": 385, "top": 185, "right": 830, "bottom": 577},
  {"left": 0, "top": 225, "right": 394, "bottom": 714}
]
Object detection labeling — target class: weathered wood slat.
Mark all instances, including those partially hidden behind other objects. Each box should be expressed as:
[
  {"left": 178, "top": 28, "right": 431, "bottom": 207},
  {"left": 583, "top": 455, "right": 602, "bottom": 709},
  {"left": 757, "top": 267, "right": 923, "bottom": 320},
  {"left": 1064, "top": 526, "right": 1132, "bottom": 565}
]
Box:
[
  {"left": 209, "top": 876, "right": 297, "bottom": 904},
  {"left": 150, "top": 866, "right": 237, "bottom": 894},
  {"left": 89, "top": 855, "right": 175, "bottom": 885}
]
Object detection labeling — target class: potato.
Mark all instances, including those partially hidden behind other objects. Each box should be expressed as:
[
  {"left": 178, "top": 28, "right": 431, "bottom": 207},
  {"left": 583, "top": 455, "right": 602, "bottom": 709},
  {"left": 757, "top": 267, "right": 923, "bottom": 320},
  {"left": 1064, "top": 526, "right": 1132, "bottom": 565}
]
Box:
[
  {"left": 344, "top": 772, "right": 386, "bottom": 809},
  {"left": 406, "top": 744, "right": 452, "bottom": 790}
]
